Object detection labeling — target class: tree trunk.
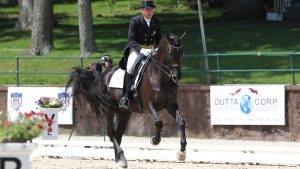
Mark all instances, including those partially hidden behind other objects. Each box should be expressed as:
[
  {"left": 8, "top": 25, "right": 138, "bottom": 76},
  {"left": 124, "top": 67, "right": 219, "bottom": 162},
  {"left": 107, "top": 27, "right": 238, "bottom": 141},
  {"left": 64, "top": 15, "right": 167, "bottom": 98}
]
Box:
[
  {"left": 78, "top": 0, "right": 98, "bottom": 57},
  {"left": 30, "top": 0, "right": 54, "bottom": 55},
  {"left": 14, "top": 0, "right": 34, "bottom": 31}
]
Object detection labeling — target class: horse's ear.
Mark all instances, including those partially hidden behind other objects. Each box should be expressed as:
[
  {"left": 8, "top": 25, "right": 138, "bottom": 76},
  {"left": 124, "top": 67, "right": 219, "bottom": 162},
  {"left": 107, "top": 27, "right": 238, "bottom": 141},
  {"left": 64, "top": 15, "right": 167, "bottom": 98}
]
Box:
[
  {"left": 180, "top": 31, "right": 187, "bottom": 41},
  {"left": 165, "top": 33, "right": 172, "bottom": 43}
]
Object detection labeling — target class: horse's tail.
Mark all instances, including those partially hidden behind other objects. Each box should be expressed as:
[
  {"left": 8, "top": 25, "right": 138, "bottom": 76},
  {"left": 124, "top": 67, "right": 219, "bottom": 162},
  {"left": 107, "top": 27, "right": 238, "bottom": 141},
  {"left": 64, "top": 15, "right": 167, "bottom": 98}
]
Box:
[{"left": 65, "top": 65, "right": 112, "bottom": 118}]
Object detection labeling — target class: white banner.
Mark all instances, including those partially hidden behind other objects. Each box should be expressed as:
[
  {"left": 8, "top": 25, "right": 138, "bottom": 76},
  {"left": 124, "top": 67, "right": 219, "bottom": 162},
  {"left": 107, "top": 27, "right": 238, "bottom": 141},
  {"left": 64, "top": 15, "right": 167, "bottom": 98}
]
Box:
[
  {"left": 7, "top": 87, "right": 73, "bottom": 125},
  {"left": 210, "top": 85, "right": 285, "bottom": 125}
]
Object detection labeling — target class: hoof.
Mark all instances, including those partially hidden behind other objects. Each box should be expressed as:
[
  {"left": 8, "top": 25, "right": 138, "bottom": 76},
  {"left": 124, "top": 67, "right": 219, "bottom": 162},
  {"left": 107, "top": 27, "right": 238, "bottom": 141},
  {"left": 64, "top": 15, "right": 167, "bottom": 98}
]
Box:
[
  {"left": 150, "top": 137, "right": 161, "bottom": 146},
  {"left": 177, "top": 150, "right": 186, "bottom": 161},
  {"left": 115, "top": 161, "right": 127, "bottom": 168}
]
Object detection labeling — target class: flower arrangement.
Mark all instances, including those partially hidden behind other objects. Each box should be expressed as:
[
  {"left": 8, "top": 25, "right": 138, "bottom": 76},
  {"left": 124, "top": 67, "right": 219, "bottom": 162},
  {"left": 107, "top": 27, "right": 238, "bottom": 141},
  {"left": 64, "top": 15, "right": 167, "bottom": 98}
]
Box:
[
  {"left": 36, "top": 97, "right": 64, "bottom": 108},
  {"left": 0, "top": 111, "right": 46, "bottom": 143}
]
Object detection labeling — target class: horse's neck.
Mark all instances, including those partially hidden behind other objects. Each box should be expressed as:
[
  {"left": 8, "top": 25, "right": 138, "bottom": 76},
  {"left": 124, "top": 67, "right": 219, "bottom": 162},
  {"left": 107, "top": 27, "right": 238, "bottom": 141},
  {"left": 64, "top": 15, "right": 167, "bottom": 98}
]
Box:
[
  {"left": 156, "top": 43, "right": 168, "bottom": 64},
  {"left": 148, "top": 49, "right": 170, "bottom": 83}
]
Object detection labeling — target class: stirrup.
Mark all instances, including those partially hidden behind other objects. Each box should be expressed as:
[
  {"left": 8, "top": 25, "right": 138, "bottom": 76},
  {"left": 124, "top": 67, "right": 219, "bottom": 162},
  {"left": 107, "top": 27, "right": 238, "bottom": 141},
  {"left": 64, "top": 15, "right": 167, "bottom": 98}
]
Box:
[{"left": 119, "top": 97, "right": 129, "bottom": 108}]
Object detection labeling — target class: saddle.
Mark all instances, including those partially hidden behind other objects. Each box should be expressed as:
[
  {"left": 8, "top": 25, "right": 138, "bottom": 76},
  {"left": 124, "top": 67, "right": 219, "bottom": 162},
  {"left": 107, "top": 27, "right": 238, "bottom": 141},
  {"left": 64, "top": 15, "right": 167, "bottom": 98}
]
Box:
[{"left": 107, "top": 54, "right": 153, "bottom": 110}]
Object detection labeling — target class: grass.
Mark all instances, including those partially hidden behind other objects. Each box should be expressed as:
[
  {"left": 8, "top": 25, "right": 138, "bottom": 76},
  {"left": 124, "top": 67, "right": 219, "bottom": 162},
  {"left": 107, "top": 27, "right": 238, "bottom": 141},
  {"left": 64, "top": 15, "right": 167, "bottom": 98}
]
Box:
[{"left": 1, "top": 0, "right": 300, "bottom": 85}]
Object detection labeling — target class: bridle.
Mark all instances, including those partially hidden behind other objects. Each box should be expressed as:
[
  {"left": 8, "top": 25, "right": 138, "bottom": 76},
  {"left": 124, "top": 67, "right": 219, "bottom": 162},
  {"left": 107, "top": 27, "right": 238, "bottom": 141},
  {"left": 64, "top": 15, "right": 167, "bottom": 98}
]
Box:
[
  {"left": 150, "top": 42, "right": 183, "bottom": 84},
  {"left": 167, "top": 43, "right": 183, "bottom": 69}
]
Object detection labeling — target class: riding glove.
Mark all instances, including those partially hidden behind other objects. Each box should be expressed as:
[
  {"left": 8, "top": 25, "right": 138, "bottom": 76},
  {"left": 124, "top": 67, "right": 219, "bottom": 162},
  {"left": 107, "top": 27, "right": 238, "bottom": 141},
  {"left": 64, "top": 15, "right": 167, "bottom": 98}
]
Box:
[{"left": 140, "top": 48, "right": 152, "bottom": 56}]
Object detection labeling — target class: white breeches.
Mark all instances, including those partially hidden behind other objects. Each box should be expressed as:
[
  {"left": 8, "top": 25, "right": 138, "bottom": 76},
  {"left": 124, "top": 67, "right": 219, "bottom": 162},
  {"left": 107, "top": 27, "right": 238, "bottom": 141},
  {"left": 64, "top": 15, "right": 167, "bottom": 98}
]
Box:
[{"left": 126, "top": 48, "right": 143, "bottom": 74}]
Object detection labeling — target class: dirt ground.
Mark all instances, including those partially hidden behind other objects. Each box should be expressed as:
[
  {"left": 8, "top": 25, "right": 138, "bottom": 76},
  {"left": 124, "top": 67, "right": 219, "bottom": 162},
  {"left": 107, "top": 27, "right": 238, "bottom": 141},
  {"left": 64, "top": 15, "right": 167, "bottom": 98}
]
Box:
[
  {"left": 30, "top": 136, "right": 300, "bottom": 169},
  {"left": 32, "top": 157, "right": 299, "bottom": 169}
]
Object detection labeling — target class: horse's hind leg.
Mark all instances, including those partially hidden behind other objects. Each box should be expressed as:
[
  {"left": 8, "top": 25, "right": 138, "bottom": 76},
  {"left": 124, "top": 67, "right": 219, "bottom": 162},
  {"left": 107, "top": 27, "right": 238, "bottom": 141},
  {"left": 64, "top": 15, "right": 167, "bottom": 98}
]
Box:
[
  {"left": 106, "top": 112, "right": 128, "bottom": 168},
  {"left": 114, "top": 111, "right": 132, "bottom": 145},
  {"left": 148, "top": 103, "right": 163, "bottom": 145},
  {"left": 167, "top": 102, "right": 187, "bottom": 161}
]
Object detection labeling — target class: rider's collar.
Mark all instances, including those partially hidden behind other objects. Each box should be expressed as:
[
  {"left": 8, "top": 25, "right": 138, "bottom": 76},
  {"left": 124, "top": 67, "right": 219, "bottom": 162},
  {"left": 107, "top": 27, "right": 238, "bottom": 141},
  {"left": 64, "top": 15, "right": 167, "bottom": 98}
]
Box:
[{"left": 143, "top": 17, "right": 151, "bottom": 27}]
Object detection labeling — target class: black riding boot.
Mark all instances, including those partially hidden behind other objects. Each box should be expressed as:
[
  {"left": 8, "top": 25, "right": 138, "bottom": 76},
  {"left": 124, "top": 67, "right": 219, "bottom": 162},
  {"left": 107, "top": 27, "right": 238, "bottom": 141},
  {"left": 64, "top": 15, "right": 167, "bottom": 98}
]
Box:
[{"left": 119, "top": 72, "right": 133, "bottom": 108}]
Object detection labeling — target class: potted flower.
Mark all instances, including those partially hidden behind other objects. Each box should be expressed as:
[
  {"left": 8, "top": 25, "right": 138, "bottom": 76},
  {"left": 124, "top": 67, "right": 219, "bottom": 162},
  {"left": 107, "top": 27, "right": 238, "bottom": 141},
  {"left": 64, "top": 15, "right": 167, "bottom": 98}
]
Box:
[
  {"left": 36, "top": 97, "right": 64, "bottom": 139},
  {"left": 0, "top": 111, "right": 46, "bottom": 143},
  {"left": 0, "top": 111, "right": 46, "bottom": 169},
  {"left": 36, "top": 97, "right": 64, "bottom": 109}
]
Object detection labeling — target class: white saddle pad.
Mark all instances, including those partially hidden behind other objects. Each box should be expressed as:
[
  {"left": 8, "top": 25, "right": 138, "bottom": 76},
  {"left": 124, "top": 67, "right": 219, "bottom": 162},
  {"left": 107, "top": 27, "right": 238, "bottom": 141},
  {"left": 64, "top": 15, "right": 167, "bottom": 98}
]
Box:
[{"left": 108, "top": 68, "right": 125, "bottom": 88}]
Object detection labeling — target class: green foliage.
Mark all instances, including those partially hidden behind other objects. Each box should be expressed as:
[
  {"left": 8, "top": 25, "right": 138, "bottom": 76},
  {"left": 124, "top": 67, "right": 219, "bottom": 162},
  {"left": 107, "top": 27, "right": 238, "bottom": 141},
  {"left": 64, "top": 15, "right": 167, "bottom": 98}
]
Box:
[
  {"left": 0, "top": 1, "right": 300, "bottom": 85},
  {"left": 0, "top": 111, "right": 46, "bottom": 143}
]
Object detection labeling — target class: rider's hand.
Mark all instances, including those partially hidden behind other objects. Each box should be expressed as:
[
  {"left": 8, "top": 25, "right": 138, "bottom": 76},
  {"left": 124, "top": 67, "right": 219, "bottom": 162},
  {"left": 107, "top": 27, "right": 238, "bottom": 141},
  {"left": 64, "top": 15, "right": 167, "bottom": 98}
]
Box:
[{"left": 140, "top": 48, "right": 152, "bottom": 56}]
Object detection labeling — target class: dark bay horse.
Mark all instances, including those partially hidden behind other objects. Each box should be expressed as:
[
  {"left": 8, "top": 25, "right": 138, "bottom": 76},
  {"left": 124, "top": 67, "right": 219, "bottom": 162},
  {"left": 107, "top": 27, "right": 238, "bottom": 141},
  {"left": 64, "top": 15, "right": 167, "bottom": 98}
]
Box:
[{"left": 66, "top": 32, "right": 187, "bottom": 168}]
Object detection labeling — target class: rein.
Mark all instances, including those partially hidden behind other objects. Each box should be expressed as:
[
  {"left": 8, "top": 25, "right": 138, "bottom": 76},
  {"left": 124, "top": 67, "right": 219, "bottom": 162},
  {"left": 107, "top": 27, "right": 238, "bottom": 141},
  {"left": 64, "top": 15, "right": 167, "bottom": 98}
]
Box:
[{"left": 149, "top": 43, "right": 183, "bottom": 83}]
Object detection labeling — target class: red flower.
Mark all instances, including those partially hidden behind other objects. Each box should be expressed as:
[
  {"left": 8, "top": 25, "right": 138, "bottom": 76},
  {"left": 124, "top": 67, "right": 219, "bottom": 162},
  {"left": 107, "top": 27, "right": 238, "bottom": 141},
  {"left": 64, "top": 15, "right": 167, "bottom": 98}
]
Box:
[
  {"left": 37, "top": 123, "right": 44, "bottom": 129},
  {"left": 25, "top": 112, "right": 33, "bottom": 118},
  {"left": 3, "top": 120, "right": 11, "bottom": 127}
]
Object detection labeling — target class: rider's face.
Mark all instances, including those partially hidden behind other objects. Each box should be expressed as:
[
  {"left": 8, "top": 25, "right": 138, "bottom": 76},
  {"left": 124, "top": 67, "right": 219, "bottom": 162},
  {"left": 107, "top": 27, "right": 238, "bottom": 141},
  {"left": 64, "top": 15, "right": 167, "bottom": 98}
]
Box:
[{"left": 141, "top": 7, "right": 154, "bottom": 19}]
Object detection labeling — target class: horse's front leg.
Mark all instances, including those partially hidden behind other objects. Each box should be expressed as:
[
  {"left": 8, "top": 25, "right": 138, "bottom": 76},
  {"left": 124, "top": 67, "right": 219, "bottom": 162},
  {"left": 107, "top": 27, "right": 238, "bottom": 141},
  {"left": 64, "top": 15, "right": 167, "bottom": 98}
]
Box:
[
  {"left": 168, "top": 102, "right": 187, "bottom": 161},
  {"left": 148, "top": 103, "right": 163, "bottom": 145}
]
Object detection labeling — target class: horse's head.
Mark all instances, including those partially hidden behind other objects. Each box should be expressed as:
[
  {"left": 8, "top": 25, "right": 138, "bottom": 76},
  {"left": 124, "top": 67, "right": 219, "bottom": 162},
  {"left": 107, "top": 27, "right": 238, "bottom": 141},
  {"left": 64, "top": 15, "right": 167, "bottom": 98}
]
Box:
[{"left": 164, "top": 31, "right": 187, "bottom": 82}]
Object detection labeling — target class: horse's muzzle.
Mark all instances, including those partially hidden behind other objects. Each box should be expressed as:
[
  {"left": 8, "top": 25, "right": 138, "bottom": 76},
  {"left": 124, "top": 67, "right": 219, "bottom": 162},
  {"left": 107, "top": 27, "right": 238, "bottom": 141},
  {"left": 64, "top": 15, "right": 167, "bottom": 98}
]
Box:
[
  {"left": 171, "top": 75, "right": 177, "bottom": 83},
  {"left": 171, "top": 70, "right": 181, "bottom": 83}
]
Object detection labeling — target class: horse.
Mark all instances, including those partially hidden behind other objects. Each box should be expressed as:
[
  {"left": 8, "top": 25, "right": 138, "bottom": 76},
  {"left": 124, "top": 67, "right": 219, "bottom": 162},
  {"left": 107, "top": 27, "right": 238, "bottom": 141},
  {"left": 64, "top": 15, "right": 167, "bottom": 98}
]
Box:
[{"left": 66, "top": 32, "right": 187, "bottom": 168}]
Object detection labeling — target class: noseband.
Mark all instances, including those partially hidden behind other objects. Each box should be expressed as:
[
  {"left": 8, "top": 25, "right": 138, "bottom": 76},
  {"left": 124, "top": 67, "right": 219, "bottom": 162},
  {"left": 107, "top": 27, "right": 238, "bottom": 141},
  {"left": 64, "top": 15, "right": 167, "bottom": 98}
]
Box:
[{"left": 150, "top": 43, "right": 183, "bottom": 84}]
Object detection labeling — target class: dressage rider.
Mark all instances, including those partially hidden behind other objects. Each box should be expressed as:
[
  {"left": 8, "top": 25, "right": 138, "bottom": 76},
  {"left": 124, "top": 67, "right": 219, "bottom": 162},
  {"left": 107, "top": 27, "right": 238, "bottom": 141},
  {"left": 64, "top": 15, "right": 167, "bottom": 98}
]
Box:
[{"left": 119, "top": 0, "right": 162, "bottom": 108}]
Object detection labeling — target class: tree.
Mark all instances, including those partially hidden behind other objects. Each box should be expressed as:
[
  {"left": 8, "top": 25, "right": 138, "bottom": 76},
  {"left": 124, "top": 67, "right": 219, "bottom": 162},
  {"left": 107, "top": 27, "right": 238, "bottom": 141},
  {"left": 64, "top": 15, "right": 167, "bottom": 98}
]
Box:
[
  {"left": 78, "top": 0, "right": 98, "bottom": 57},
  {"left": 14, "top": 0, "right": 34, "bottom": 31},
  {"left": 30, "top": 0, "right": 54, "bottom": 55}
]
